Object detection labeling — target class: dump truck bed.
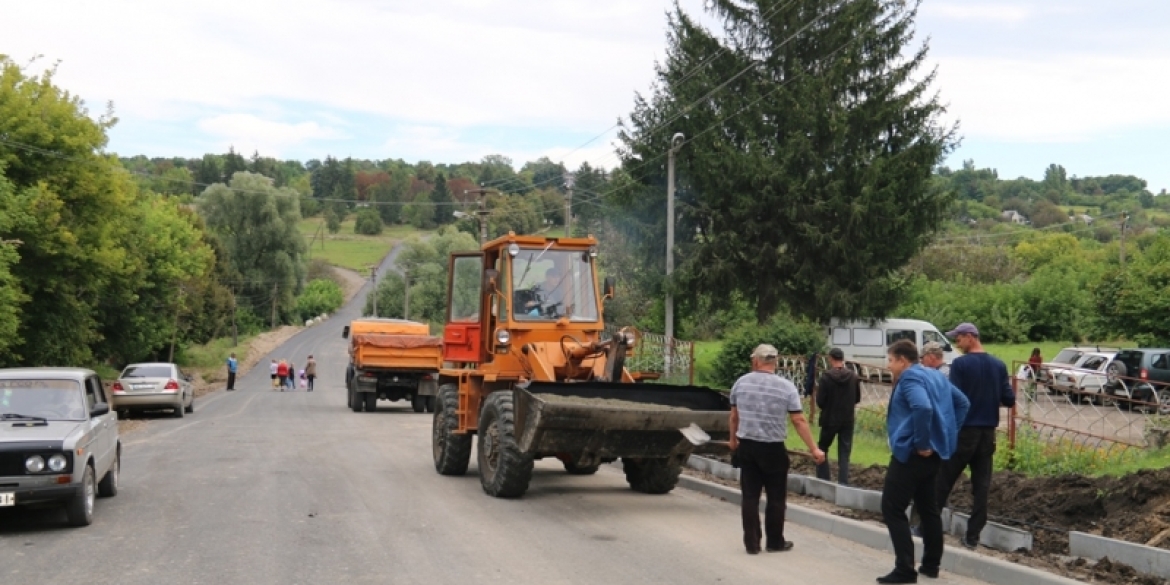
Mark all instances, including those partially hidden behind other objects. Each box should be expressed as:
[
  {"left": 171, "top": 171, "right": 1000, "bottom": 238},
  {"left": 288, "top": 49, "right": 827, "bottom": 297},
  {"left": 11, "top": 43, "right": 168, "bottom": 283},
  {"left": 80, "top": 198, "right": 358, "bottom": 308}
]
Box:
[
  {"left": 351, "top": 333, "right": 443, "bottom": 371},
  {"left": 512, "top": 381, "right": 731, "bottom": 460}
]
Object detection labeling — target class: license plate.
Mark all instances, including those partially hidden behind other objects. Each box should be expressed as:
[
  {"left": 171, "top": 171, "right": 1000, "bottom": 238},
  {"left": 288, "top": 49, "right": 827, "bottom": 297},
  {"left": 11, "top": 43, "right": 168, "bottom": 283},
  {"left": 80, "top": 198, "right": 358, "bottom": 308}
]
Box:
[
  {"left": 0, "top": 493, "right": 13, "bottom": 506},
  {"left": 131, "top": 384, "right": 153, "bottom": 390}
]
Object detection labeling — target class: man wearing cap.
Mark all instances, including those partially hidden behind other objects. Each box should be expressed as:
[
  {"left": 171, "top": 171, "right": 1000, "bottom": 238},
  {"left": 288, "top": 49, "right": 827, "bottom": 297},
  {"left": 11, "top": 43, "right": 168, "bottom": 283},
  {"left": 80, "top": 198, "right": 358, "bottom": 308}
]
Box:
[
  {"left": 814, "top": 347, "right": 860, "bottom": 485},
  {"left": 937, "top": 323, "right": 1015, "bottom": 550},
  {"left": 920, "top": 342, "right": 946, "bottom": 370},
  {"left": 729, "top": 344, "right": 825, "bottom": 555}
]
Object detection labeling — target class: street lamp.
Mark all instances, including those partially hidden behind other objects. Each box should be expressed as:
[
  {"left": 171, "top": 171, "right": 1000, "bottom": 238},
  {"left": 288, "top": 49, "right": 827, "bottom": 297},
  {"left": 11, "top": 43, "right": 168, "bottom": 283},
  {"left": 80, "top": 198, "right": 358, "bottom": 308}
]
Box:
[{"left": 665, "top": 132, "right": 685, "bottom": 373}]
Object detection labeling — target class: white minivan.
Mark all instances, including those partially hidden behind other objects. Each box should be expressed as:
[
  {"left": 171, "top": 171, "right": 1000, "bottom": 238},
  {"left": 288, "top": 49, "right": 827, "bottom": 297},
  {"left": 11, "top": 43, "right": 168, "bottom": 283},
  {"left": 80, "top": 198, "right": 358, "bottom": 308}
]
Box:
[{"left": 827, "top": 318, "right": 960, "bottom": 374}]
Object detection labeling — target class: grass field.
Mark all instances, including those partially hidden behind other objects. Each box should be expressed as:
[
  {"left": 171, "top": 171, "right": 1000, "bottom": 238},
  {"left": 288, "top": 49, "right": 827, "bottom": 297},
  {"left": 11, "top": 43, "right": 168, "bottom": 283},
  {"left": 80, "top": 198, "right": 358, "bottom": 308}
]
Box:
[{"left": 298, "top": 217, "right": 431, "bottom": 272}]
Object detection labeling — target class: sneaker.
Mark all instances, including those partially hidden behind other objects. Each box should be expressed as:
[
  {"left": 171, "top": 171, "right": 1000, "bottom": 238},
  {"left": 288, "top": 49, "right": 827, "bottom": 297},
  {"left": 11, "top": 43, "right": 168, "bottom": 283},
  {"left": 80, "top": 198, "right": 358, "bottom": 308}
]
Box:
[
  {"left": 765, "top": 541, "right": 794, "bottom": 552},
  {"left": 960, "top": 535, "right": 979, "bottom": 550},
  {"left": 917, "top": 565, "right": 939, "bottom": 579}
]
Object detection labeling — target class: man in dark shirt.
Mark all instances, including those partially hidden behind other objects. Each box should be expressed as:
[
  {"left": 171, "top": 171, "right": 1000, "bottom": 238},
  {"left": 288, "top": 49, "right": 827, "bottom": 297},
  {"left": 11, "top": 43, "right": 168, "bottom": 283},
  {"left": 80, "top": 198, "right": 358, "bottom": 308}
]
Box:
[
  {"left": 937, "top": 322, "right": 1015, "bottom": 549},
  {"left": 814, "top": 348, "right": 860, "bottom": 485}
]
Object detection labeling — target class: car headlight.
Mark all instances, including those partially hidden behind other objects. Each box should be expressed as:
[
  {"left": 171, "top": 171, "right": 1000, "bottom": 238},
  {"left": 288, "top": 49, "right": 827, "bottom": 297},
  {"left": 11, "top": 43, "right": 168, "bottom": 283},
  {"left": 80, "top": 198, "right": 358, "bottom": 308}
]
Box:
[
  {"left": 496, "top": 329, "right": 511, "bottom": 345},
  {"left": 25, "top": 455, "right": 45, "bottom": 473},
  {"left": 48, "top": 454, "right": 68, "bottom": 473}
]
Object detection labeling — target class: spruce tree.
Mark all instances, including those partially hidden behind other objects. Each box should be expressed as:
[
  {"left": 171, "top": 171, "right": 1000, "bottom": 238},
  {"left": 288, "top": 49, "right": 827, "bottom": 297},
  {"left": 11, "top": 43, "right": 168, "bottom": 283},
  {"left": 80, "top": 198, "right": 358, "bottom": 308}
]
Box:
[
  {"left": 617, "top": 0, "right": 956, "bottom": 324},
  {"left": 432, "top": 172, "right": 453, "bottom": 225}
]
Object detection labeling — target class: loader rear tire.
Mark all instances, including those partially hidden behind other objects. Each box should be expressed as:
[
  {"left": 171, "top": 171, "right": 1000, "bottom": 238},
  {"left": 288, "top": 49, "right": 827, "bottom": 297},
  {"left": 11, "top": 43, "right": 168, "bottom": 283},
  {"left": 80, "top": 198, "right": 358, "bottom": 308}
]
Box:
[
  {"left": 562, "top": 461, "right": 601, "bottom": 475},
  {"left": 433, "top": 384, "right": 471, "bottom": 476},
  {"left": 622, "top": 457, "right": 682, "bottom": 494},
  {"left": 477, "top": 391, "right": 534, "bottom": 498}
]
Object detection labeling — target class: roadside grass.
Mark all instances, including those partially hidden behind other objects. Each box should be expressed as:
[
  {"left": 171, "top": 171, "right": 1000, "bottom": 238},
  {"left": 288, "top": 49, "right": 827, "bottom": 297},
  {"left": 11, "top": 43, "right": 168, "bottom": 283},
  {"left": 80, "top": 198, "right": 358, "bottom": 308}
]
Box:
[
  {"left": 175, "top": 334, "right": 255, "bottom": 383},
  {"left": 693, "top": 340, "right": 723, "bottom": 387},
  {"left": 298, "top": 216, "right": 431, "bottom": 272}
]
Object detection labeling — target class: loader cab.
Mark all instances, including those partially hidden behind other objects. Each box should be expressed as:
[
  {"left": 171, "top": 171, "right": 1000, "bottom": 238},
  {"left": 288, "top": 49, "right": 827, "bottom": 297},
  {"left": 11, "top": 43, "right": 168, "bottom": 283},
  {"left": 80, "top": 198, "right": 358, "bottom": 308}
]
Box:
[{"left": 442, "top": 235, "right": 605, "bottom": 366}]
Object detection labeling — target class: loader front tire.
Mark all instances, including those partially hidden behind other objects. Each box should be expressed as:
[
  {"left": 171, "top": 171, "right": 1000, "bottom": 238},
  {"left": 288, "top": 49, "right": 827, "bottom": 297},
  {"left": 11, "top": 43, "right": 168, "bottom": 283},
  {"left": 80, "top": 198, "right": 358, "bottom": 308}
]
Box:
[
  {"left": 622, "top": 457, "right": 682, "bottom": 494},
  {"left": 477, "top": 391, "right": 533, "bottom": 498},
  {"left": 433, "top": 384, "right": 471, "bottom": 476}
]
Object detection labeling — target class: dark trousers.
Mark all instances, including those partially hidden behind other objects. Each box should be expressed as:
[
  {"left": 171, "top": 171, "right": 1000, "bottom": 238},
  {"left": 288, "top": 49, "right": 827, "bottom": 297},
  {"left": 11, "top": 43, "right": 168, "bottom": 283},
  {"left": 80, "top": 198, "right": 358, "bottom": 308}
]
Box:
[
  {"left": 307, "top": 374, "right": 315, "bottom": 391},
  {"left": 278, "top": 375, "right": 288, "bottom": 390},
  {"left": 815, "top": 424, "right": 854, "bottom": 485},
  {"left": 226, "top": 371, "right": 236, "bottom": 390},
  {"left": 738, "top": 439, "right": 790, "bottom": 552},
  {"left": 882, "top": 453, "right": 943, "bottom": 575},
  {"left": 937, "top": 427, "right": 996, "bottom": 540}
]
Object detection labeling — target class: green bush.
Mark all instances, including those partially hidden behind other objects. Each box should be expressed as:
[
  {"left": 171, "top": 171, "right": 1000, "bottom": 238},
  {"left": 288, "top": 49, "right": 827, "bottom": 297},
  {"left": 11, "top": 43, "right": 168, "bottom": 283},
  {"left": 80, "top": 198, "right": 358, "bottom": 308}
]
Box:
[
  {"left": 295, "top": 279, "right": 344, "bottom": 321},
  {"left": 709, "top": 314, "right": 825, "bottom": 389},
  {"left": 354, "top": 208, "right": 384, "bottom": 235},
  {"left": 325, "top": 207, "right": 342, "bottom": 234}
]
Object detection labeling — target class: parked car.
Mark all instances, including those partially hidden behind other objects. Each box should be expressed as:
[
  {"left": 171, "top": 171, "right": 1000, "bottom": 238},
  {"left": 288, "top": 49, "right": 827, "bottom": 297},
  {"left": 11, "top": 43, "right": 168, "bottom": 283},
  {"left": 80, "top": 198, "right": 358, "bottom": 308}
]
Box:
[
  {"left": 110, "top": 363, "right": 195, "bottom": 418},
  {"left": 1051, "top": 351, "right": 1123, "bottom": 402},
  {"left": 0, "top": 368, "right": 121, "bottom": 526},
  {"left": 1103, "top": 349, "right": 1170, "bottom": 413},
  {"left": 1039, "top": 346, "right": 1121, "bottom": 392}
]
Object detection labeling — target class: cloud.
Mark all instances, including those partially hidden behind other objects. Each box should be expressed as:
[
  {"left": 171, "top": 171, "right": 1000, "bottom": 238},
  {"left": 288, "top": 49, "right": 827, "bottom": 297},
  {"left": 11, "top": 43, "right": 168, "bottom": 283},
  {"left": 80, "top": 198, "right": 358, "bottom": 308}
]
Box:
[
  {"left": 197, "top": 114, "right": 344, "bottom": 157},
  {"left": 925, "top": 3, "right": 1034, "bottom": 24}
]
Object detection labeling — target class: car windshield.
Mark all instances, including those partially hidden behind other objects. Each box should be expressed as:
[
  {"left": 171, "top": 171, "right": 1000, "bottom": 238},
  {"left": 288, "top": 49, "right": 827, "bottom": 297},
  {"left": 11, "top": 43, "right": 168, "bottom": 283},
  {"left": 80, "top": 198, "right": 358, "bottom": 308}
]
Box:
[
  {"left": 1052, "top": 349, "right": 1084, "bottom": 364},
  {"left": 511, "top": 248, "right": 599, "bottom": 322},
  {"left": 0, "top": 379, "right": 86, "bottom": 421},
  {"left": 122, "top": 365, "right": 173, "bottom": 378}
]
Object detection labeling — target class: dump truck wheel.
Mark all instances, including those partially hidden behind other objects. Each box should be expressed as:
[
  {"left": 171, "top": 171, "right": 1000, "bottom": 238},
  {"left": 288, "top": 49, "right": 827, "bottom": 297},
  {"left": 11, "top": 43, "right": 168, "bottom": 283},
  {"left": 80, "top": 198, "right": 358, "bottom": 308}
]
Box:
[
  {"left": 411, "top": 394, "right": 426, "bottom": 413},
  {"left": 364, "top": 392, "right": 377, "bottom": 412},
  {"left": 433, "top": 384, "right": 471, "bottom": 476},
  {"left": 425, "top": 396, "right": 435, "bottom": 413},
  {"left": 563, "top": 461, "right": 601, "bottom": 475},
  {"left": 622, "top": 457, "right": 682, "bottom": 494},
  {"left": 477, "top": 391, "right": 534, "bottom": 498}
]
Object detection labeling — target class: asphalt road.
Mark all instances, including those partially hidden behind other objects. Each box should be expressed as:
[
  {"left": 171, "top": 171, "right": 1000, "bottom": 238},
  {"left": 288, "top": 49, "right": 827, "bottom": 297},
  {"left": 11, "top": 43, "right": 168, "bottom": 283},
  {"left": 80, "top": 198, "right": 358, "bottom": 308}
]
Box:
[{"left": 1, "top": 250, "right": 991, "bottom": 585}]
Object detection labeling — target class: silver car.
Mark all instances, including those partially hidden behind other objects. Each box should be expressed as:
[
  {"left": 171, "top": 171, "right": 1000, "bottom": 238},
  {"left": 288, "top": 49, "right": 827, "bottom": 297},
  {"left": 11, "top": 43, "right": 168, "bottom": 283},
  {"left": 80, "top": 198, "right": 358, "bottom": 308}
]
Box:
[
  {"left": 0, "top": 368, "right": 121, "bottom": 527},
  {"left": 111, "top": 362, "right": 195, "bottom": 417}
]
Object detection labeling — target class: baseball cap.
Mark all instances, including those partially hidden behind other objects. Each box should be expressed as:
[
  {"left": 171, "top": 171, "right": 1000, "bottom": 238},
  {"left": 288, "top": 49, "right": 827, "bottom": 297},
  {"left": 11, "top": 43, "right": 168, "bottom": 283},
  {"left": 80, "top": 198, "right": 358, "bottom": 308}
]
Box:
[
  {"left": 945, "top": 323, "right": 979, "bottom": 338},
  {"left": 828, "top": 347, "right": 845, "bottom": 360},
  {"left": 751, "top": 344, "right": 779, "bottom": 359},
  {"left": 920, "top": 341, "right": 945, "bottom": 357}
]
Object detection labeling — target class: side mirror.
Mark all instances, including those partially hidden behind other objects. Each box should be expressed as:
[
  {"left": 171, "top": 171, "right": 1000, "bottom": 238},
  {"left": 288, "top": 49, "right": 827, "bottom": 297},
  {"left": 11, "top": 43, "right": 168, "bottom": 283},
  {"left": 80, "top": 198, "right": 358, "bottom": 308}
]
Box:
[
  {"left": 484, "top": 268, "right": 500, "bottom": 291},
  {"left": 342, "top": 325, "right": 350, "bottom": 339},
  {"left": 603, "top": 276, "right": 616, "bottom": 300},
  {"left": 91, "top": 402, "right": 110, "bottom": 418}
]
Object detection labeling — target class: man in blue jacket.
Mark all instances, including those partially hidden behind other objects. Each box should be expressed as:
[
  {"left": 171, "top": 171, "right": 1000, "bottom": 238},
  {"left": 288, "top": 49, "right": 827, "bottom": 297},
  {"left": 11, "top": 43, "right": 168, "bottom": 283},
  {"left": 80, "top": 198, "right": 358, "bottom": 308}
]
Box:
[{"left": 878, "top": 340, "right": 970, "bottom": 584}]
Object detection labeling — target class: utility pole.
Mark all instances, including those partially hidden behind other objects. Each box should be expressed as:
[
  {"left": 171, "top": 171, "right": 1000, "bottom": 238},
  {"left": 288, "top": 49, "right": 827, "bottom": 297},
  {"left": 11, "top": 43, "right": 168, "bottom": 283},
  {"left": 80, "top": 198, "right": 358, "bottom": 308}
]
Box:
[
  {"left": 271, "top": 283, "right": 278, "bottom": 329},
  {"left": 1119, "top": 211, "right": 1130, "bottom": 268},
  {"left": 403, "top": 268, "right": 411, "bottom": 320},
  {"left": 563, "top": 171, "right": 575, "bottom": 237},
  {"left": 231, "top": 287, "right": 238, "bottom": 347},
  {"left": 370, "top": 265, "right": 379, "bottom": 317},
  {"left": 464, "top": 188, "right": 496, "bottom": 244},
  {"left": 664, "top": 132, "right": 685, "bottom": 374}
]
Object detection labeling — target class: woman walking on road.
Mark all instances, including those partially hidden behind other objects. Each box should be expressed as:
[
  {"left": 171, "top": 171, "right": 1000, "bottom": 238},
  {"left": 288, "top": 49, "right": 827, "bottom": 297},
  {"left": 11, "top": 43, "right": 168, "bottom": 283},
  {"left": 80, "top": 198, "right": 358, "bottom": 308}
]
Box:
[
  {"left": 276, "top": 360, "right": 290, "bottom": 391},
  {"left": 287, "top": 361, "right": 296, "bottom": 391},
  {"left": 305, "top": 356, "right": 317, "bottom": 392}
]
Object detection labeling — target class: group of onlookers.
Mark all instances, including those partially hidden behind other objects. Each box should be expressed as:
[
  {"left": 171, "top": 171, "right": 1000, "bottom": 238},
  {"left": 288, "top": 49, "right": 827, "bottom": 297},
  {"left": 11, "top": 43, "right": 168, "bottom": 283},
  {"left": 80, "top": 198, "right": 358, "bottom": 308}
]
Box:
[
  {"left": 267, "top": 357, "right": 317, "bottom": 391},
  {"left": 728, "top": 322, "right": 1015, "bottom": 584}
]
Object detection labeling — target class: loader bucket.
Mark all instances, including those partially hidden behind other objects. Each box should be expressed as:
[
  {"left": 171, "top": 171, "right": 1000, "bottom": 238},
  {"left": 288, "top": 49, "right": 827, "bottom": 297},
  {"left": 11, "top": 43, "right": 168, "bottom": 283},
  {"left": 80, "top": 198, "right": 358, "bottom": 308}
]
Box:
[{"left": 512, "top": 381, "right": 731, "bottom": 461}]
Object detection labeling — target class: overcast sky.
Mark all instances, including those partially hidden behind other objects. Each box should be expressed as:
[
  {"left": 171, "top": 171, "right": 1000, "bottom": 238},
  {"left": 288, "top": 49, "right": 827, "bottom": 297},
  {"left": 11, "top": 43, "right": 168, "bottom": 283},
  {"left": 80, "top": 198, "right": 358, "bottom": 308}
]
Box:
[{"left": 4, "top": 0, "right": 1168, "bottom": 191}]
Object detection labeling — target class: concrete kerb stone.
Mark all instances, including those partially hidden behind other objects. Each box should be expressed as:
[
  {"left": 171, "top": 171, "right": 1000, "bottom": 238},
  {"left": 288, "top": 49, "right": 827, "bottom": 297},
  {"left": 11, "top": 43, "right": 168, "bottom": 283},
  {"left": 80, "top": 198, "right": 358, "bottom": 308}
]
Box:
[
  {"left": 1070, "top": 531, "right": 1170, "bottom": 579},
  {"left": 835, "top": 484, "right": 883, "bottom": 514},
  {"left": 950, "top": 511, "right": 1034, "bottom": 552},
  {"left": 803, "top": 476, "right": 838, "bottom": 501},
  {"left": 676, "top": 474, "right": 1082, "bottom": 585}
]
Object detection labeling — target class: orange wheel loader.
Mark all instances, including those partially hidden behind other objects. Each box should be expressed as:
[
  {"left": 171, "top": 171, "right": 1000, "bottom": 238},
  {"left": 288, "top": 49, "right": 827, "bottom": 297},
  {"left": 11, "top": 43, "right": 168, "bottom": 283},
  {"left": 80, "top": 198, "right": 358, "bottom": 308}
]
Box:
[{"left": 432, "top": 233, "right": 731, "bottom": 498}]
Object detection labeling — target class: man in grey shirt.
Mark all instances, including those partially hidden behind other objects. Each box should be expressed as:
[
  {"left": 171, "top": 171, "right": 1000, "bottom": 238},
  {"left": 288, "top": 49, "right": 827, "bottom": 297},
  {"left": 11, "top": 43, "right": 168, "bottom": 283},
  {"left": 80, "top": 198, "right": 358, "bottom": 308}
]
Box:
[{"left": 730, "top": 344, "right": 825, "bottom": 555}]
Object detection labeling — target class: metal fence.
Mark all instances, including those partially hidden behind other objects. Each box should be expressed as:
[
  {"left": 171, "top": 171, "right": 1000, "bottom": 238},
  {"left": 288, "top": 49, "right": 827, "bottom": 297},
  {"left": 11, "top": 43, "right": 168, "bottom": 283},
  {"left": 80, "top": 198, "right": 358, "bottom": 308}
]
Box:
[{"left": 603, "top": 326, "right": 695, "bottom": 386}]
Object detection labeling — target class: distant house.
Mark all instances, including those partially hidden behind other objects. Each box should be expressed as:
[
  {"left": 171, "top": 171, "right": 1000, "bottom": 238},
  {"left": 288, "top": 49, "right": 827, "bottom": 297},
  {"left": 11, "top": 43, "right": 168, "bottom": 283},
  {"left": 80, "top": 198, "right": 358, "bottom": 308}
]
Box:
[
  {"left": 1001, "top": 210, "right": 1027, "bottom": 225},
  {"left": 1076, "top": 214, "right": 1094, "bottom": 225}
]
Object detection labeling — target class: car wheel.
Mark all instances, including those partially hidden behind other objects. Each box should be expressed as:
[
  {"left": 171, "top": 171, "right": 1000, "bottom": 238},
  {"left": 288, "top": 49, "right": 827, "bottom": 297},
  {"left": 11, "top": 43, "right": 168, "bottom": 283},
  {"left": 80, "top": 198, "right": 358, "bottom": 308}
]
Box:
[
  {"left": 173, "top": 396, "right": 185, "bottom": 418},
  {"left": 98, "top": 448, "right": 119, "bottom": 498},
  {"left": 185, "top": 396, "right": 195, "bottom": 414},
  {"left": 364, "top": 392, "right": 377, "bottom": 412},
  {"left": 65, "top": 464, "right": 96, "bottom": 527}
]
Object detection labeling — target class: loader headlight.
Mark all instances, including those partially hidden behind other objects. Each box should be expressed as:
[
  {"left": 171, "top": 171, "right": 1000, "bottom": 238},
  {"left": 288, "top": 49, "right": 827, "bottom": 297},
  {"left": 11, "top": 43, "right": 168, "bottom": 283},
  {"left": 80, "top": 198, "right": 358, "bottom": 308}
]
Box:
[
  {"left": 496, "top": 329, "right": 511, "bottom": 345},
  {"left": 507, "top": 243, "right": 520, "bottom": 257},
  {"left": 588, "top": 246, "right": 598, "bottom": 258},
  {"left": 623, "top": 330, "right": 637, "bottom": 346}
]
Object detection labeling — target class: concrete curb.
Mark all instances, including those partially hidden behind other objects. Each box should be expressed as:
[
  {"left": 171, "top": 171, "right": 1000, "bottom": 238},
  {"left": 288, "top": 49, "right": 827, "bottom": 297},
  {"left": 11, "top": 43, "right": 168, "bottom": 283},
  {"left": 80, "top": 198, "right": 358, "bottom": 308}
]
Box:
[
  {"left": 1070, "top": 531, "right": 1170, "bottom": 579},
  {"left": 677, "top": 474, "right": 1082, "bottom": 585}
]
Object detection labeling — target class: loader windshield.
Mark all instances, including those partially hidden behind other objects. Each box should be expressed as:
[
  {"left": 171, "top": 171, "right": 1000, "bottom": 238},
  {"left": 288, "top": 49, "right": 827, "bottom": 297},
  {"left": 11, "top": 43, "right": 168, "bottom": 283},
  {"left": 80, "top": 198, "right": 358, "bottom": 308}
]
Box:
[{"left": 512, "top": 249, "right": 598, "bottom": 322}]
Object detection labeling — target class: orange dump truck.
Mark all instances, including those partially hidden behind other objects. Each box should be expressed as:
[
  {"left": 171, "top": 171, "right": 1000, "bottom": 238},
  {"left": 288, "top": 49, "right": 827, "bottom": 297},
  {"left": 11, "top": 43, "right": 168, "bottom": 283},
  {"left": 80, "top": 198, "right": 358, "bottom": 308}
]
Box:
[{"left": 342, "top": 318, "right": 443, "bottom": 413}]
